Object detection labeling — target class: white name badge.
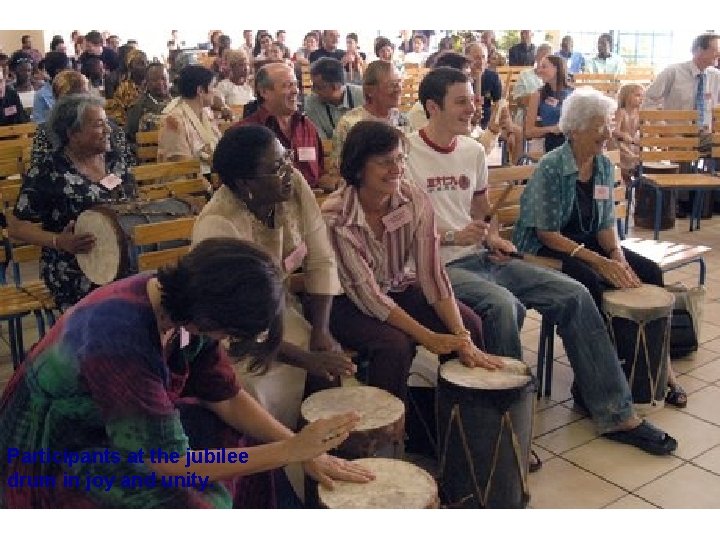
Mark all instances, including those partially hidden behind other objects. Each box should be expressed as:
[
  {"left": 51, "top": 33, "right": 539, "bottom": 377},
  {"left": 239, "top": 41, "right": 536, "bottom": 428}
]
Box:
[
  {"left": 297, "top": 146, "right": 317, "bottom": 162},
  {"left": 4, "top": 105, "right": 17, "bottom": 116},
  {"left": 594, "top": 185, "right": 610, "bottom": 200},
  {"left": 99, "top": 174, "right": 122, "bottom": 190},
  {"left": 180, "top": 327, "right": 190, "bottom": 348},
  {"left": 381, "top": 205, "right": 412, "bottom": 233}
]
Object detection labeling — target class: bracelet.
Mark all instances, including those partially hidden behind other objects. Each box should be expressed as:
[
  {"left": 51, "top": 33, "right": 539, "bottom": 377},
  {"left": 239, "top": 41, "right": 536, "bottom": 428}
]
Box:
[
  {"left": 454, "top": 329, "right": 471, "bottom": 338},
  {"left": 570, "top": 243, "right": 584, "bottom": 257}
]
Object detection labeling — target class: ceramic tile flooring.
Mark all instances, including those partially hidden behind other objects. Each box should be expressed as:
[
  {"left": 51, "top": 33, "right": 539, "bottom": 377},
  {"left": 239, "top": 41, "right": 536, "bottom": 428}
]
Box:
[{"left": 2, "top": 216, "right": 720, "bottom": 509}]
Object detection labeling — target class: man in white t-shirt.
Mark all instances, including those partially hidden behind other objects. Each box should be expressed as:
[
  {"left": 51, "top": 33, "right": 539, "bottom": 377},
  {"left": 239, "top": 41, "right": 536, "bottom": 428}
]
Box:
[{"left": 404, "top": 67, "right": 677, "bottom": 454}]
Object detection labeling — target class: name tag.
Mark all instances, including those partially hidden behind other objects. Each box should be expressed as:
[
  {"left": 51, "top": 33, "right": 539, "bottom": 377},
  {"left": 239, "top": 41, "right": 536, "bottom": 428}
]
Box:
[
  {"left": 99, "top": 174, "right": 122, "bottom": 190},
  {"left": 284, "top": 241, "right": 307, "bottom": 273},
  {"left": 180, "top": 327, "right": 190, "bottom": 348},
  {"left": 594, "top": 185, "right": 610, "bottom": 200},
  {"left": 544, "top": 97, "right": 559, "bottom": 107},
  {"left": 381, "top": 205, "right": 412, "bottom": 233},
  {"left": 297, "top": 146, "right": 317, "bottom": 162},
  {"left": 3, "top": 105, "right": 17, "bottom": 116}
]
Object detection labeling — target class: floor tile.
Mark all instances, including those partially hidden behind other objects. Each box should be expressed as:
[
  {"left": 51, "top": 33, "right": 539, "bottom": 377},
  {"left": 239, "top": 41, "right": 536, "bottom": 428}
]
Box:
[
  {"left": 527, "top": 456, "right": 626, "bottom": 509},
  {"left": 686, "top": 359, "right": 720, "bottom": 383},
  {"left": 672, "top": 347, "right": 720, "bottom": 375},
  {"left": 533, "top": 403, "right": 584, "bottom": 437},
  {"left": 674, "top": 374, "right": 710, "bottom": 395},
  {"left": 683, "top": 386, "right": 720, "bottom": 426},
  {"left": 635, "top": 464, "right": 720, "bottom": 509},
  {"left": 562, "top": 438, "right": 682, "bottom": 491},
  {"left": 643, "top": 407, "right": 720, "bottom": 460},
  {"left": 534, "top": 418, "right": 599, "bottom": 455},
  {"left": 604, "top": 494, "right": 659, "bottom": 509},
  {"left": 693, "top": 445, "right": 720, "bottom": 476}
]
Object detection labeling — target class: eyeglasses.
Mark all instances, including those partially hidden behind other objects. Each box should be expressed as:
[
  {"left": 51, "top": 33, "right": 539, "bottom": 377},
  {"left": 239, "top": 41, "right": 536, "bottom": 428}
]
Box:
[
  {"left": 370, "top": 153, "right": 407, "bottom": 169},
  {"left": 254, "top": 149, "right": 294, "bottom": 179},
  {"left": 376, "top": 79, "right": 403, "bottom": 91}
]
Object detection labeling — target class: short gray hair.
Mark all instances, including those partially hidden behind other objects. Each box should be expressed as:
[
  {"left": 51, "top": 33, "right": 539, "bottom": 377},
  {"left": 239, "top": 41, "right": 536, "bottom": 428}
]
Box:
[
  {"left": 558, "top": 87, "right": 617, "bottom": 134},
  {"left": 46, "top": 94, "right": 105, "bottom": 150}
]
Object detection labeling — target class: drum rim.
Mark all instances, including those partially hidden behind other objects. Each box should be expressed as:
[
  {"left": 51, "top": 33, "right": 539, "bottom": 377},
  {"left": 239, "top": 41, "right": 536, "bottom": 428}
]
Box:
[
  {"left": 439, "top": 358, "right": 533, "bottom": 391},
  {"left": 75, "top": 205, "right": 131, "bottom": 285}
]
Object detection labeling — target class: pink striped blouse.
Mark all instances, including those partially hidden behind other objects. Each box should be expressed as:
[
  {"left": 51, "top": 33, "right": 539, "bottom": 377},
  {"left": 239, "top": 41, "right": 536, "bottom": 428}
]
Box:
[{"left": 321, "top": 179, "right": 454, "bottom": 321}]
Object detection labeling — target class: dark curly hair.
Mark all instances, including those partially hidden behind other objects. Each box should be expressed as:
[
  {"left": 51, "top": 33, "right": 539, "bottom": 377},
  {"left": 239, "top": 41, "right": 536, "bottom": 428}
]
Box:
[{"left": 340, "top": 120, "right": 403, "bottom": 187}]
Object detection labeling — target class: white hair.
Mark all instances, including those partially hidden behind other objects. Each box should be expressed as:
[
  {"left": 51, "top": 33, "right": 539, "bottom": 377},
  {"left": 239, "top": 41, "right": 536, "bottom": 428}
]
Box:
[{"left": 558, "top": 86, "right": 617, "bottom": 134}]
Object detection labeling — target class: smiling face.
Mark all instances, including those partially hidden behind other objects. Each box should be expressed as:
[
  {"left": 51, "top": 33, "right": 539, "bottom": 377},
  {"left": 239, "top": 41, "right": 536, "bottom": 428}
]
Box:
[
  {"left": 68, "top": 105, "right": 112, "bottom": 155},
  {"left": 260, "top": 64, "right": 299, "bottom": 116},
  {"left": 377, "top": 45, "right": 394, "bottom": 62},
  {"left": 695, "top": 37, "right": 720, "bottom": 71},
  {"left": 359, "top": 145, "right": 405, "bottom": 198},
  {"left": 428, "top": 81, "right": 476, "bottom": 137},
  {"left": 571, "top": 115, "right": 614, "bottom": 157},
  {"left": 245, "top": 139, "right": 294, "bottom": 204},
  {"left": 536, "top": 57, "right": 557, "bottom": 84},
  {"left": 366, "top": 65, "right": 402, "bottom": 110}
]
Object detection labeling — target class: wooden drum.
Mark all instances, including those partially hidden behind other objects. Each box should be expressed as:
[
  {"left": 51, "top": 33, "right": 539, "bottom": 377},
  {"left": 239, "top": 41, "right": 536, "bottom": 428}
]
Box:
[
  {"left": 75, "top": 197, "right": 194, "bottom": 284},
  {"left": 437, "top": 358, "right": 535, "bottom": 509},
  {"left": 318, "top": 458, "right": 438, "bottom": 509},
  {"left": 300, "top": 386, "right": 405, "bottom": 459},
  {"left": 603, "top": 284, "right": 674, "bottom": 412}
]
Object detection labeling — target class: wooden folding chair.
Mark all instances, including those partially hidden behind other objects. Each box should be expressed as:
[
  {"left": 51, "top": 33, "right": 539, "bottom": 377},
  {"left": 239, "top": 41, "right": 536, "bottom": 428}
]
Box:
[
  {"left": 0, "top": 122, "right": 37, "bottom": 142},
  {"left": 131, "top": 216, "right": 197, "bottom": 272},
  {"left": 131, "top": 159, "right": 203, "bottom": 186},
  {"left": 136, "top": 129, "right": 160, "bottom": 163}
]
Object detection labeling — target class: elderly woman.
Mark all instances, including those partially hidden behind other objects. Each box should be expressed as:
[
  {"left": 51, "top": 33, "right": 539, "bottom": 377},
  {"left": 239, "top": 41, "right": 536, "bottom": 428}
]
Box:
[
  {"left": 0, "top": 238, "right": 371, "bottom": 508},
  {"left": 158, "top": 65, "right": 220, "bottom": 175},
  {"left": 524, "top": 54, "right": 573, "bottom": 153},
  {"left": 29, "top": 70, "right": 134, "bottom": 170},
  {"left": 514, "top": 87, "right": 686, "bottom": 408},
  {"left": 9, "top": 94, "right": 136, "bottom": 310},
  {"left": 192, "top": 125, "right": 355, "bottom": 430},
  {"left": 105, "top": 48, "right": 148, "bottom": 125},
  {"left": 322, "top": 120, "right": 503, "bottom": 402},
  {"left": 214, "top": 50, "right": 254, "bottom": 106}
]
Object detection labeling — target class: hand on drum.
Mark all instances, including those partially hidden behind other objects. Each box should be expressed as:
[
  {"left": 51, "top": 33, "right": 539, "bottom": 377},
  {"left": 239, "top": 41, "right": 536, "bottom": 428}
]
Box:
[
  {"left": 596, "top": 257, "right": 641, "bottom": 289},
  {"left": 422, "top": 331, "right": 471, "bottom": 355},
  {"left": 56, "top": 220, "right": 96, "bottom": 254},
  {"left": 304, "top": 349, "right": 357, "bottom": 380},
  {"left": 303, "top": 453, "right": 375, "bottom": 490},
  {"left": 457, "top": 341, "right": 505, "bottom": 370},
  {"left": 291, "top": 412, "right": 361, "bottom": 461}
]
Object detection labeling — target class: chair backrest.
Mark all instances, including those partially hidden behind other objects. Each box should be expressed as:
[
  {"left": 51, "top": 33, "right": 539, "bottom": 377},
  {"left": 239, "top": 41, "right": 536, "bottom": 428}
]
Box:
[
  {"left": 486, "top": 164, "right": 537, "bottom": 238},
  {"left": 574, "top": 73, "right": 618, "bottom": 84},
  {"left": 638, "top": 109, "right": 700, "bottom": 164},
  {"left": 0, "top": 143, "right": 28, "bottom": 179},
  {"left": 131, "top": 159, "right": 203, "bottom": 186},
  {"left": 0, "top": 182, "right": 22, "bottom": 210},
  {"left": 131, "top": 216, "right": 197, "bottom": 272},
  {"left": 136, "top": 129, "right": 160, "bottom": 162},
  {"left": 0, "top": 122, "right": 37, "bottom": 141}
]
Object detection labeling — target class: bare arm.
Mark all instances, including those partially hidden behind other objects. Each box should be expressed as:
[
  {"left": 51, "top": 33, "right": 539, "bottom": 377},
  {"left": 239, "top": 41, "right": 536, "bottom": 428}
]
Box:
[
  {"left": 8, "top": 214, "right": 95, "bottom": 254},
  {"left": 524, "top": 91, "right": 559, "bottom": 139}
]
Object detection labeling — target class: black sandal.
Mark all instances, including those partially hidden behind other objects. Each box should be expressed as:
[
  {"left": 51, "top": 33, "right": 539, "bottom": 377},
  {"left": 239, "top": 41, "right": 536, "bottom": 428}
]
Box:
[
  {"left": 603, "top": 420, "right": 678, "bottom": 455},
  {"left": 666, "top": 383, "right": 688, "bottom": 408}
]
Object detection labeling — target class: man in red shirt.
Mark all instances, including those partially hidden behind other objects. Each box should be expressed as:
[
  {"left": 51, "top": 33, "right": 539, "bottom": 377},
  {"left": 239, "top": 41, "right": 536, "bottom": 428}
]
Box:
[{"left": 240, "top": 63, "right": 326, "bottom": 189}]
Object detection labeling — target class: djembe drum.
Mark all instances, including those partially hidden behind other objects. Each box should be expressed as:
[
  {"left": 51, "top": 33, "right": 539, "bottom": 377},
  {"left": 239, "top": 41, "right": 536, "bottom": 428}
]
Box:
[
  {"left": 602, "top": 284, "right": 674, "bottom": 412},
  {"left": 318, "top": 458, "right": 438, "bottom": 509},
  {"left": 436, "top": 358, "right": 535, "bottom": 509},
  {"left": 74, "top": 197, "right": 194, "bottom": 284},
  {"left": 300, "top": 386, "right": 405, "bottom": 459}
]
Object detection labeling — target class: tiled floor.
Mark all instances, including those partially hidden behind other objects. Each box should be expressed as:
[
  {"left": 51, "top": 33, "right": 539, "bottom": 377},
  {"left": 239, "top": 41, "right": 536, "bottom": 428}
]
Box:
[{"left": 1, "top": 215, "right": 720, "bottom": 508}]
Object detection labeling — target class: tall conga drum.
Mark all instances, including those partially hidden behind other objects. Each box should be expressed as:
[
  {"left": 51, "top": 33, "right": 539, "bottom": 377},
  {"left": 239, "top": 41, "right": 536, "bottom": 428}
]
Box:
[
  {"left": 318, "top": 458, "right": 439, "bottom": 509},
  {"left": 437, "top": 358, "right": 535, "bottom": 509},
  {"left": 602, "top": 284, "right": 674, "bottom": 413},
  {"left": 635, "top": 162, "right": 679, "bottom": 230},
  {"left": 300, "top": 386, "right": 405, "bottom": 459}
]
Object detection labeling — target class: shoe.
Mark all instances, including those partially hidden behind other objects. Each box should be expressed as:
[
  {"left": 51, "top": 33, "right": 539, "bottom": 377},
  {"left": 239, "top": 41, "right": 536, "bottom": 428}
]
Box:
[
  {"left": 529, "top": 449, "right": 542, "bottom": 473},
  {"left": 603, "top": 419, "right": 678, "bottom": 455},
  {"left": 666, "top": 383, "right": 688, "bottom": 408}
]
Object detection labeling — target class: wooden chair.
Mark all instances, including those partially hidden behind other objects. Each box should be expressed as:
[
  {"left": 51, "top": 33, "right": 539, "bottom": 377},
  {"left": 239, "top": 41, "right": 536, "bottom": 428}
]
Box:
[
  {"left": 637, "top": 109, "right": 719, "bottom": 240},
  {"left": 136, "top": 130, "right": 160, "bottom": 163},
  {"left": 131, "top": 216, "right": 196, "bottom": 272},
  {"left": 131, "top": 159, "right": 203, "bottom": 187},
  {"left": 0, "top": 122, "right": 37, "bottom": 142}
]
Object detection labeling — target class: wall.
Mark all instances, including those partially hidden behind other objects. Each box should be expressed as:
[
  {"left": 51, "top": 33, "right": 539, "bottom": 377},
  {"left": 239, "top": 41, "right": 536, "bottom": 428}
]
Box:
[{"left": 0, "top": 30, "right": 45, "bottom": 55}]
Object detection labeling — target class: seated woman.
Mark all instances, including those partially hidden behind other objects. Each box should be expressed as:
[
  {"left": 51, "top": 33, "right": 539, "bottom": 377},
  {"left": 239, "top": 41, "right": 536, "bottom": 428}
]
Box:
[
  {"left": 524, "top": 54, "right": 573, "bottom": 153},
  {"left": 0, "top": 68, "right": 29, "bottom": 125},
  {"left": 342, "top": 33, "right": 366, "bottom": 85},
  {"left": 322, "top": 120, "right": 504, "bottom": 402},
  {"left": 105, "top": 48, "right": 148, "bottom": 125},
  {"left": 0, "top": 238, "right": 372, "bottom": 508},
  {"left": 29, "top": 70, "right": 134, "bottom": 170},
  {"left": 191, "top": 125, "right": 355, "bottom": 429},
  {"left": 514, "top": 87, "right": 687, "bottom": 408},
  {"left": 158, "top": 65, "right": 220, "bottom": 175},
  {"left": 9, "top": 94, "right": 136, "bottom": 310}
]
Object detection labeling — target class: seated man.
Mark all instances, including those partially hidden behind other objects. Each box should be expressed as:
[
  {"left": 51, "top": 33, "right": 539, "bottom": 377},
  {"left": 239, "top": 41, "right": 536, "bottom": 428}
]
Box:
[
  {"left": 239, "top": 63, "right": 327, "bottom": 189},
  {"left": 587, "top": 34, "right": 626, "bottom": 75},
  {"left": 31, "top": 51, "right": 69, "bottom": 124},
  {"left": 303, "top": 57, "right": 364, "bottom": 140},
  {"left": 125, "top": 62, "right": 171, "bottom": 143},
  {"left": 308, "top": 30, "right": 345, "bottom": 63},
  {"left": 404, "top": 67, "right": 677, "bottom": 456},
  {"left": 331, "top": 60, "right": 410, "bottom": 167}
]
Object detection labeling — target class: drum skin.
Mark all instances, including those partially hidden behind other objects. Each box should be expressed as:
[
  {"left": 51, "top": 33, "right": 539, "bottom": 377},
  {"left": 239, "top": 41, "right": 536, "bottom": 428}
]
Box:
[
  {"left": 318, "top": 458, "right": 438, "bottom": 509},
  {"left": 75, "top": 198, "right": 194, "bottom": 284},
  {"left": 436, "top": 359, "right": 535, "bottom": 509}
]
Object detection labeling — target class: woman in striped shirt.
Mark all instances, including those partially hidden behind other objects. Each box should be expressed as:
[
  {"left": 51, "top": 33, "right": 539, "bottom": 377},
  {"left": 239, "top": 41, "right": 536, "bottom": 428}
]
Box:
[{"left": 322, "top": 121, "right": 503, "bottom": 401}]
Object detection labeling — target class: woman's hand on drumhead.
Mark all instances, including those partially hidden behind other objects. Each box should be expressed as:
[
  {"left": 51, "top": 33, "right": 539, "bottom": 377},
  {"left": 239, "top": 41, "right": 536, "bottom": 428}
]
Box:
[
  {"left": 304, "top": 350, "right": 357, "bottom": 380},
  {"left": 598, "top": 258, "right": 642, "bottom": 289},
  {"left": 303, "top": 454, "right": 375, "bottom": 490},
  {"left": 422, "top": 332, "right": 470, "bottom": 355},
  {"left": 56, "top": 221, "right": 96, "bottom": 254},
  {"left": 291, "top": 412, "right": 360, "bottom": 462},
  {"left": 457, "top": 342, "right": 506, "bottom": 370}
]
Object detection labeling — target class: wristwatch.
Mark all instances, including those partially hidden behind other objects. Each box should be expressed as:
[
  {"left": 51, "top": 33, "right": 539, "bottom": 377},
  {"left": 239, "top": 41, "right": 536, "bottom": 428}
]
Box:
[{"left": 443, "top": 230, "right": 455, "bottom": 245}]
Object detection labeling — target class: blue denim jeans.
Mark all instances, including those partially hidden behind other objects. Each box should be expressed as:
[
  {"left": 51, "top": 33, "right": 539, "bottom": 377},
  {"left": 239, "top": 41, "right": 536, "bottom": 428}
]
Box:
[{"left": 445, "top": 250, "right": 634, "bottom": 432}]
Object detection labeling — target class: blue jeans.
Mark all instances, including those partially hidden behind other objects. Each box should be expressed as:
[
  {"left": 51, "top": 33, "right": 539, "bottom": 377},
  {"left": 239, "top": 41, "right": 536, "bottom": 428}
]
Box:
[{"left": 445, "top": 251, "right": 634, "bottom": 433}]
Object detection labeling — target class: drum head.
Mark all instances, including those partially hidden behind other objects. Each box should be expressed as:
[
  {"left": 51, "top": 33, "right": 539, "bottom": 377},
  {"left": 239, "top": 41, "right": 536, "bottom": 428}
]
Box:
[
  {"left": 603, "top": 284, "right": 675, "bottom": 318},
  {"left": 318, "top": 458, "right": 437, "bottom": 509},
  {"left": 75, "top": 207, "right": 127, "bottom": 285},
  {"left": 440, "top": 358, "right": 531, "bottom": 390},
  {"left": 301, "top": 386, "right": 404, "bottom": 432}
]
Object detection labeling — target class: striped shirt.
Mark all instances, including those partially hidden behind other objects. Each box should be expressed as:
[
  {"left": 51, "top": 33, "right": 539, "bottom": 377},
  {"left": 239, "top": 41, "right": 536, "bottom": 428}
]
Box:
[{"left": 322, "top": 180, "right": 454, "bottom": 321}]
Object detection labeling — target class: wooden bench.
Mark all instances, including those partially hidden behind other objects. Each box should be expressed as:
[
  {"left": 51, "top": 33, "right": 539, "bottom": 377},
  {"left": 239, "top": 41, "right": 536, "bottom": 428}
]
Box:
[
  {"left": 132, "top": 216, "right": 196, "bottom": 272},
  {"left": 136, "top": 130, "right": 160, "bottom": 163}
]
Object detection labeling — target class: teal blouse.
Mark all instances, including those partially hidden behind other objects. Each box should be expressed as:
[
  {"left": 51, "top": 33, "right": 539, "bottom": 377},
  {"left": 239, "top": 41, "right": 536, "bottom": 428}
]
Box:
[{"left": 513, "top": 142, "right": 616, "bottom": 254}]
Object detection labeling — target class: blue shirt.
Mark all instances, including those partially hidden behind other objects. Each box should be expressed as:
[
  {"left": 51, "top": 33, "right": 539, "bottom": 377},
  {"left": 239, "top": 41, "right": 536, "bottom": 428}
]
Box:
[
  {"left": 32, "top": 82, "right": 54, "bottom": 124},
  {"left": 513, "top": 142, "right": 616, "bottom": 254},
  {"left": 556, "top": 50, "right": 585, "bottom": 75}
]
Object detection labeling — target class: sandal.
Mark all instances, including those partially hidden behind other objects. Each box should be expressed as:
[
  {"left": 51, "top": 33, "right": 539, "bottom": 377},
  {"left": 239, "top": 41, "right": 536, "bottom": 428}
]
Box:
[
  {"left": 603, "top": 419, "right": 678, "bottom": 456},
  {"left": 529, "top": 449, "right": 542, "bottom": 473},
  {"left": 666, "top": 383, "right": 688, "bottom": 408}
]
